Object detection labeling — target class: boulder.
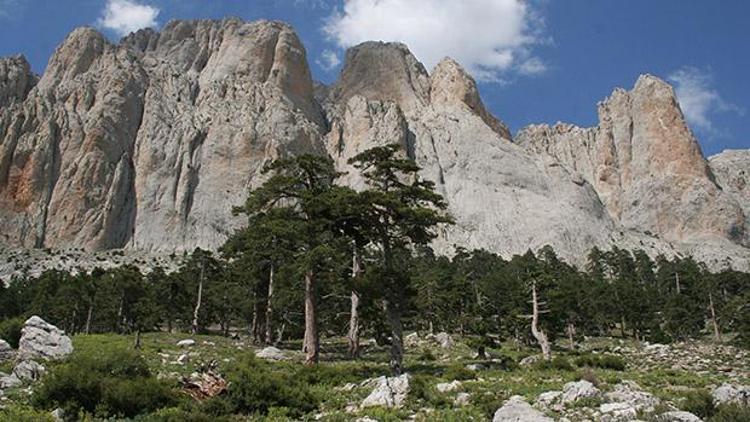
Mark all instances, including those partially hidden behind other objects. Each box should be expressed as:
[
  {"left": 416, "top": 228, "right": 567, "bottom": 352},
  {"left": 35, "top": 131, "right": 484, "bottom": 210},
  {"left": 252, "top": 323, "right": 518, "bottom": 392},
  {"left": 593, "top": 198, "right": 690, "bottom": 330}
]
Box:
[
  {"left": 436, "top": 380, "right": 462, "bottom": 393},
  {"left": 0, "top": 373, "right": 22, "bottom": 389},
  {"left": 176, "top": 339, "right": 196, "bottom": 347},
  {"left": 599, "top": 402, "right": 637, "bottom": 420},
  {"left": 561, "top": 380, "right": 600, "bottom": 404},
  {"left": 13, "top": 360, "right": 46, "bottom": 382},
  {"left": 17, "top": 316, "right": 73, "bottom": 361},
  {"left": 520, "top": 355, "right": 541, "bottom": 366},
  {"left": 536, "top": 391, "right": 563, "bottom": 411},
  {"left": 604, "top": 381, "right": 660, "bottom": 414},
  {"left": 433, "top": 332, "right": 454, "bottom": 349},
  {"left": 455, "top": 392, "right": 471, "bottom": 406},
  {"left": 255, "top": 346, "right": 288, "bottom": 361},
  {"left": 658, "top": 411, "right": 703, "bottom": 422},
  {"left": 0, "top": 340, "right": 14, "bottom": 362},
  {"left": 493, "top": 395, "right": 554, "bottom": 422},
  {"left": 404, "top": 332, "right": 420, "bottom": 347},
  {"left": 361, "top": 374, "right": 411, "bottom": 408},
  {"left": 712, "top": 383, "right": 750, "bottom": 406}
]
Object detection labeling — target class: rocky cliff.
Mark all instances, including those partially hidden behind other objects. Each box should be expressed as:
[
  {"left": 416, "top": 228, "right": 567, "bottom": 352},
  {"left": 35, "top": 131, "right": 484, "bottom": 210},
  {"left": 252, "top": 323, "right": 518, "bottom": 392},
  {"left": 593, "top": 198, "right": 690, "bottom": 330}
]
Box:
[{"left": 0, "top": 19, "right": 748, "bottom": 269}]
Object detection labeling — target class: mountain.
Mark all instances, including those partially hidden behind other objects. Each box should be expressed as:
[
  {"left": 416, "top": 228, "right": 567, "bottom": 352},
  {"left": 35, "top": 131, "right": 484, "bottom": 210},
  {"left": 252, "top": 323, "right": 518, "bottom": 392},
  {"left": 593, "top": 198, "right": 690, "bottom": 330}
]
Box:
[{"left": 0, "top": 19, "right": 747, "bottom": 270}]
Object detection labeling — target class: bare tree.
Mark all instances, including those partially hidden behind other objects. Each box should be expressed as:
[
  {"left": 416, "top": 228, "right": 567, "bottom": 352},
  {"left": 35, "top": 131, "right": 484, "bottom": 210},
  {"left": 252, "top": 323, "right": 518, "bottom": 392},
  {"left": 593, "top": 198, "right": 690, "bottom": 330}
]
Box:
[
  {"left": 347, "top": 248, "right": 362, "bottom": 358},
  {"left": 531, "top": 280, "right": 552, "bottom": 361},
  {"left": 191, "top": 258, "right": 205, "bottom": 335},
  {"left": 265, "top": 264, "right": 275, "bottom": 345}
]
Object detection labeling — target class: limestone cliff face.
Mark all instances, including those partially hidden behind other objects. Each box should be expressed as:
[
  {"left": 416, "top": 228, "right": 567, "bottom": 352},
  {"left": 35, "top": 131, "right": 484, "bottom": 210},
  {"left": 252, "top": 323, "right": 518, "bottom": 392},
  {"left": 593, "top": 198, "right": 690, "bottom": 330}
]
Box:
[
  {"left": 324, "top": 43, "right": 617, "bottom": 262},
  {"left": 0, "top": 20, "right": 325, "bottom": 252},
  {"left": 0, "top": 19, "right": 748, "bottom": 269},
  {"left": 710, "top": 150, "right": 750, "bottom": 246},
  {"left": 517, "top": 76, "right": 748, "bottom": 267}
]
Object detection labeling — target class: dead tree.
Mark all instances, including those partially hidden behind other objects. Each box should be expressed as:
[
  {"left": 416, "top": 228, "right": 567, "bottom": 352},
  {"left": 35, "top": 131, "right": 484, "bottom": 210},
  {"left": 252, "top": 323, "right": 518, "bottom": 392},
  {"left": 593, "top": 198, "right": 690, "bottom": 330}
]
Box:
[
  {"left": 531, "top": 280, "right": 552, "bottom": 361},
  {"left": 347, "top": 247, "right": 362, "bottom": 358},
  {"left": 191, "top": 258, "right": 205, "bottom": 335}
]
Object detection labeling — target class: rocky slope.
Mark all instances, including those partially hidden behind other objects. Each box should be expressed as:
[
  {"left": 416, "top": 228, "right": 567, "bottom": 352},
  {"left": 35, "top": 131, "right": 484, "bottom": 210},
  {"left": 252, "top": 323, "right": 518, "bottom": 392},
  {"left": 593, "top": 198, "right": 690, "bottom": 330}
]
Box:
[{"left": 0, "top": 18, "right": 748, "bottom": 269}]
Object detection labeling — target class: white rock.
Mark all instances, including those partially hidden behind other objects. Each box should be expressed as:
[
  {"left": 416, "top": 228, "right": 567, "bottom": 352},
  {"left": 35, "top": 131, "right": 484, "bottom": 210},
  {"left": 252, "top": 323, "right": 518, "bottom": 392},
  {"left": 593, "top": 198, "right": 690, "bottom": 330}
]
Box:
[
  {"left": 600, "top": 402, "right": 637, "bottom": 419},
  {"left": 436, "top": 380, "right": 462, "bottom": 393},
  {"left": 455, "top": 392, "right": 471, "bottom": 406},
  {"left": 433, "top": 332, "right": 453, "bottom": 349},
  {"left": 176, "top": 339, "right": 196, "bottom": 347},
  {"left": 712, "top": 383, "right": 750, "bottom": 406},
  {"left": 50, "top": 408, "right": 65, "bottom": 421},
  {"left": 658, "top": 411, "right": 702, "bottom": 422},
  {"left": 561, "top": 380, "right": 600, "bottom": 404},
  {"left": 520, "top": 355, "right": 541, "bottom": 366},
  {"left": 255, "top": 346, "right": 288, "bottom": 361},
  {"left": 361, "top": 374, "right": 411, "bottom": 408},
  {"left": 493, "top": 396, "right": 554, "bottom": 422},
  {"left": 605, "top": 381, "right": 660, "bottom": 414},
  {"left": 0, "top": 340, "right": 14, "bottom": 362},
  {"left": 536, "top": 391, "right": 563, "bottom": 411},
  {"left": 17, "top": 316, "right": 73, "bottom": 361},
  {"left": 176, "top": 354, "right": 189, "bottom": 364},
  {"left": 0, "top": 373, "right": 22, "bottom": 389},
  {"left": 13, "top": 360, "right": 45, "bottom": 382}
]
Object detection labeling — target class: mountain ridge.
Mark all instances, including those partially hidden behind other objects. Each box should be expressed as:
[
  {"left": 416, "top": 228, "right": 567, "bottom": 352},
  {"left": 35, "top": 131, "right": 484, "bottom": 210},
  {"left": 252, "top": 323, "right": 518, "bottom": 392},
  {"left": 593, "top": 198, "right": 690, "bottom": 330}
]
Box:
[{"left": 0, "top": 18, "right": 748, "bottom": 270}]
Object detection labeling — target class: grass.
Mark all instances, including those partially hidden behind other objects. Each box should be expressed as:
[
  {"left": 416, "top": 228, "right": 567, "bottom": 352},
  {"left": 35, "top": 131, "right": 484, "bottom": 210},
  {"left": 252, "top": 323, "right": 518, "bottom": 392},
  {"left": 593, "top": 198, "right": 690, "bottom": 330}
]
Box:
[{"left": 0, "top": 333, "right": 746, "bottom": 421}]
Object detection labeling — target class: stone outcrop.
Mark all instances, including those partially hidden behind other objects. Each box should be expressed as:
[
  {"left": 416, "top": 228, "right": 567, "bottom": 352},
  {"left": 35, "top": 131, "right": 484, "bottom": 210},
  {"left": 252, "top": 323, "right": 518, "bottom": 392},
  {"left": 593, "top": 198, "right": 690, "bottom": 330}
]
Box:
[
  {"left": 361, "top": 374, "right": 411, "bottom": 408},
  {"left": 0, "top": 339, "right": 14, "bottom": 362},
  {"left": 17, "top": 316, "right": 73, "bottom": 361},
  {"left": 493, "top": 395, "right": 553, "bottom": 422},
  {"left": 0, "top": 19, "right": 748, "bottom": 269},
  {"left": 518, "top": 76, "right": 749, "bottom": 269},
  {"left": 710, "top": 150, "right": 750, "bottom": 246}
]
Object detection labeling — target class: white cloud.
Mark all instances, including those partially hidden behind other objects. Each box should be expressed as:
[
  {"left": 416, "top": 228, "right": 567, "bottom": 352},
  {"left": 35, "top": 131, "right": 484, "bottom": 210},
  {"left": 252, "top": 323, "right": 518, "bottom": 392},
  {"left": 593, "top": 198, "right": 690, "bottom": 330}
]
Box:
[
  {"left": 668, "top": 67, "right": 743, "bottom": 133},
  {"left": 98, "top": 0, "right": 159, "bottom": 37},
  {"left": 324, "top": 0, "right": 547, "bottom": 82},
  {"left": 317, "top": 49, "right": 341, "bottom": 71}
]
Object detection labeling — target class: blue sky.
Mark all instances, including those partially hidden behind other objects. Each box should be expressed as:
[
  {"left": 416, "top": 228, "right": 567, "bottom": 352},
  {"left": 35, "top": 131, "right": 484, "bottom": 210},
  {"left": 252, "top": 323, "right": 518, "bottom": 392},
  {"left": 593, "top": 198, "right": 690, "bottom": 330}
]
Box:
[{"left": 0, "top": 0, "right": 747, "bottom": 156}]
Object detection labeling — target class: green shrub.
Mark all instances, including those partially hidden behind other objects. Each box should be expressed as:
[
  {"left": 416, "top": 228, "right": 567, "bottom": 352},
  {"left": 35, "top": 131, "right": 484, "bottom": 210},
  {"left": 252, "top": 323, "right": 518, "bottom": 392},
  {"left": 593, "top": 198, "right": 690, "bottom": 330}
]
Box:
[
  {"left": 535, "top": 356, "right": 574, "bottom": 371},
  {"left": 574, "top": 354, "right": 625, "bottom": 371},
  {"left": 223, "top": 356, "right": 318, "bottom": 417},
  {"left": 0, "top": 405, "right": 55, "bottom": 422},
  {"left": 679, "top": 389, "right": 715, "bottom": 419},
  {"left": 409, "top": 375, "right": 451, "bottom": 408},
  {"left": 0, "top": 317, "right": 24, "bottom": 348},
  {"left": 417, "top": 349, "right": 437, "bottom": 361},
  {"left": 709, "top": 404, "right": 750, "bottom": 422},
  {"left": 32, "top": 345, "right": 176, "bottom": 418},
  {"left": 442, "top": 364, "right": 476, "bottom": 381}
]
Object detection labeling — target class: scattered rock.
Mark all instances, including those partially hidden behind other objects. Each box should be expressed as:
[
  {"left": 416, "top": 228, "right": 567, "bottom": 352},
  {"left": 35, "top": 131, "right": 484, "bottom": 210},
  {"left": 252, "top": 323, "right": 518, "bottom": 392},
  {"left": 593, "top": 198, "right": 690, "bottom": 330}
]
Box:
[
  {"left": 361, "top": 374, "right": 411, "bottom": 408},
  {"left": 599, "top": 402, "right": 637, "bottom": 420},
  {"left": 493, "top": 395, "right": 554, "bottom": 422},
  {"left": 712, "top": 383, "right": 750, "bottom": 406},
  {"left": 404, "top": 332, "right": 420, "bottom": 347},
  {"left": 0, "top": 340, "right": 14, "bottom": 362},
  {"left": 176, "top": 354, "right": 190, "bottom": 365},
  {"left": 177, "top": 339, "right": 196, "bottom": 347},
  {"left": 561, "top": 380, "right": 600, "bottom": 404},
  {"left": 181, "top": 371, "right": 228, "bottom": 401},
  {"left": 536, "top": 390, "right": 563, "bottom": 411},
  {"left": 0, "top": 373, "right": 22, "bottom": 389},
  {"left": 465, "top": 363, "right": 485, "bottom": 371},
  {"left": 255, "top": 346, "right": 288, "bottom": 361},
  {"left": 50, "top": 408, "right": 65, "bottom": 421},
  {"left": 432, "top": 332, "right": 454, "bottom": 349},
  {"left": 657, "top": 411, "right": 702, "bottom": 422},
  {"left": 13, "top": 360, "right": 45, "bottom": 382},
  {"left": 455, "top": 392, "right": 471, "bottom": 406},
  {"left": 17, "top": 316, "right": 73, "bottom": 361},
  {"left": 436, "top": 380, "right": 462, "bottom": 393},
  {"left": 520, "top": 355, "right": 541, "bottom": 366},
  {"left": 604, "top": 380, "right": 660, "bottom": 414}
]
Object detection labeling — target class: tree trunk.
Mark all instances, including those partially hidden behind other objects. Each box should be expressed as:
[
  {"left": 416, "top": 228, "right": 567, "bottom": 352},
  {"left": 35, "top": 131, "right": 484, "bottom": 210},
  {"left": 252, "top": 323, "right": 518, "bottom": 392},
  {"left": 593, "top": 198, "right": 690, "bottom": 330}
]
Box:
[
  {"left": 265, "top": 264, "right": 275, "bottom": 345},
  {"left": 531, "top": 281, "right": 551, "bottom": 361},
  {"left": 385, "top": 299, "right": 404, "bottom": 375},
  {"left": 303, "top": 269, "right": 319, "bottom": 365},
  {"left": 567, "top": 322, "right": 575, "bottom": 351},
  {"left": 85, "top": 304, "right": 94, "bottom": 335},
  {"left": 116, "top": 295, "right": 124, "bottom": 334},
  {"left": 675, "top": 272, "right": 681, "bottom": 294},
  {"left": 709, "top": 292, "right": 721, "bottom": 342},
  {"left": 347, "top": 249, "right": 362, "bottom": 358},
  {"left": 134, "top": 329, "right": 142, "bottom": 349},
  {"left": 191, "top": 260, "right": 205, "bottom": 335}
]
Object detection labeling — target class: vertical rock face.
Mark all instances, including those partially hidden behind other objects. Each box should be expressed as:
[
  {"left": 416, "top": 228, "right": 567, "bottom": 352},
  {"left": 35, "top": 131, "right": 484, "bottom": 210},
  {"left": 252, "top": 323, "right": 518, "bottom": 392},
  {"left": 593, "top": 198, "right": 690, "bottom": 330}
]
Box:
[
  {"left": 0, "top": 20, "right": 326, "bottom": 252},
  {"left": 325, "top": 44, "right": 617, "bottom": 262},
  {"left": 0, "top": 19, "right": 748, "bottom": 269},
  {"left": 518, "top": 75, "right": 748, "bottom": 266}
]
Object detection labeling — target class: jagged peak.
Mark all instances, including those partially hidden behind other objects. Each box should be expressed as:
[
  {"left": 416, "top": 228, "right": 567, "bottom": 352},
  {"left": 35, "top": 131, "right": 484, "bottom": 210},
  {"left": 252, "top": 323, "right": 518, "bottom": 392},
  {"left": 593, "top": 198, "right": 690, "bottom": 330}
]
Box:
[
  {"left": 0, "top": 54, "right": 37, "bottom": 106},
  {"left": 331, "top": 40, "right": 431, "bottom": 112},
  {"left": 38, "top": 26, "right": 109, "bottom": 89},
  {"left": 430, "top": 56, "right": 511, "bottom": 139}
]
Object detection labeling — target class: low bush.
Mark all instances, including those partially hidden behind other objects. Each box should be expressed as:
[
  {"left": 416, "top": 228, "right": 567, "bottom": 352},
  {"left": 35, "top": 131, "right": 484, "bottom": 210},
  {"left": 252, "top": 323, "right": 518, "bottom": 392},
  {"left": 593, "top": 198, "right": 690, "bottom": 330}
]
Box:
[
  {"left": 442, "top": 364, "right": 476, "bottom": 381},
  {"left": 221, "top": 356, "right": 318, "bottom": 418},
  {"left": 709, "top": 404, "right": 750, "bottom": 422},
  {"left": 535, "top": 356, "right": 574, "bottom": 371},
  {"left": 574, "top": 354, "right": 626, "bottom": 371},
  {"left": 0, "top": 317, "right": 24, "bottom": 348},
  {"left": 32, "top": 345, "right": 176, "bottom": 419},
  {"left": 679, "top": 389, "right": 715, "bottom": 419},
  {"left": 409, "top": 375, "right": 452, "bottom": 408}
]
